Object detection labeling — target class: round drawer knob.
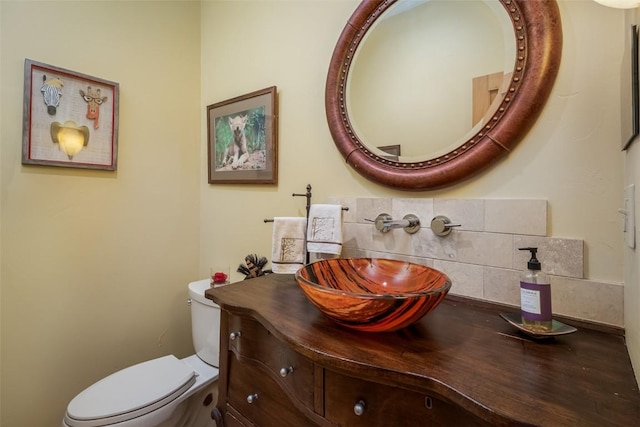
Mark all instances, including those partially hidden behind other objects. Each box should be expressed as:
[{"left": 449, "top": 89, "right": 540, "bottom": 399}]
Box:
[
  {"left": 246, "top": 393, "right": 258, "bottom": 404},
  {"left": 353, "top": 399, "right": 366, "bottom": 416},
  {"left": 229, "top": 331, "right": 241, "bottom": 340},
  {"left": 279, "top": 366, "right": 294, "bottom": 377}
]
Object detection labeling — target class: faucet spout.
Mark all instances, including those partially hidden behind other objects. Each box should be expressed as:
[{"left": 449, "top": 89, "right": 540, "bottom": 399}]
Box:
[
  {"left": 386, "top": 219, "right": 411, "bottom": 229},
  {"left": 365, "top": 213, "right": 421, "bottom": 234}
]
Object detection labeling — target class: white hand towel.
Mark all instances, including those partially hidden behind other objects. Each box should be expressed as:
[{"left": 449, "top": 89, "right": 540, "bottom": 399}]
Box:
[
  {"left": 271, "top": 217, "right": 307, "bottom": 274},
  {"left": 306, "top": 204, "right": 343, "bottom": 255}
]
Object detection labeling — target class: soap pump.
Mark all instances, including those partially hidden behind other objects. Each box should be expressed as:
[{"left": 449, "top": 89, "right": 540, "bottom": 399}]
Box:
[{"left": 518, "top": 247, "right": 552, "bottom": 332}]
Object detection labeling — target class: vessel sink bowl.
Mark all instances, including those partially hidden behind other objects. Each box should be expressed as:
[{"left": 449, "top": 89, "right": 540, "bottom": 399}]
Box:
[{"left": 294, "top": 258, "right": 451, "bottom": 332}]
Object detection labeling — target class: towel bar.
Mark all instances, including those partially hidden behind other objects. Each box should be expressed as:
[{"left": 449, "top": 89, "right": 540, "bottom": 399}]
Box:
[
  {"left": 264, "top": 206, "right": 348, "bottom": 223},
  {"left": 264, "top": 184, "right": 349, "bottom": 264}
]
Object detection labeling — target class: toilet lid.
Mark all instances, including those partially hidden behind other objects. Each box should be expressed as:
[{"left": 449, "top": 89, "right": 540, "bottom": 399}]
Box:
[{"left": 65, "top": 355, "right": 195, "bottom": 426}]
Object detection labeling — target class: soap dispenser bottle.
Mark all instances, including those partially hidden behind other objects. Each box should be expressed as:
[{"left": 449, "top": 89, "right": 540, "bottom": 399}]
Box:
[{"left": 519, "top": 247, "right": 552, "bottom": 332}]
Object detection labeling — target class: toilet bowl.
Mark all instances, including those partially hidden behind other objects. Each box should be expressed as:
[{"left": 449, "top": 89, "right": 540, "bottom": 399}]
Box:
[{"left": 63, "top": 279, "right": 220, "bottom": 427}]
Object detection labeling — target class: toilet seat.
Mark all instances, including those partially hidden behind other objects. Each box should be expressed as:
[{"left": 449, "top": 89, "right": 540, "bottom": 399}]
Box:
[{"left": 64, "top": 355, "right": 195, "bottom": 427}]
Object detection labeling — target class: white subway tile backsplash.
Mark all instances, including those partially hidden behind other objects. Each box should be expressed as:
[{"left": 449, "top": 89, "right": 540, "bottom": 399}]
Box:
[
  {"left": 357, "top": 249, "right": 434, "bottom": 267},
  {"left": 551, "top": 277, "right": 624, "bottom": 326},
  {"left": 485, "top": 199, "right": 547, "bottom": 236},
  {"left": 391, "top": 198, "right": 434, "bottom": 229},
  {"left": 330, "top": 196, "right": 621, "bottom": 327},
  {"left": 412, "top": 229, "right": 451, "bottom": 259},
  {"left": 449, "top": 231, "right": 513, "bottom": 268},
  {"left": 513, "top": 235, "right": 584, "bottom": 278},
  {"left": 355, "top": 198, "right": 392, "bottom": 224},
  {"left": 433, "top": 199, "right": 485, "bottom": 231},
  {"left": 435, "top": 259, "right": 484, "bottom": 299},
  {"left": 371, "top": 226, "right": 415, "bottom": 255},
  {"left": 483, "top": 267, "right": 521, "bottom": 306},
  {"left": 343, "top": 223, "right": 373, "bottom": 250}
]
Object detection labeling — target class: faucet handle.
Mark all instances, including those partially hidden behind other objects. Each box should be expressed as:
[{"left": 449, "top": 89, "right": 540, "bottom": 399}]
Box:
[
  {"left": 430, "top": 215, "right": 461, "bottom": 236},
  {"left": 364, "top": 213, "right": 393, "bottom": 233},
  {"left": 402, "top": 214, "right": 421, "bottom": 234}
]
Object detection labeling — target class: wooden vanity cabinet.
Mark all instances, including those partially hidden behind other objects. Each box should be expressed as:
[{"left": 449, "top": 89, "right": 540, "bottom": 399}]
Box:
[
  {"left": 206, "top": 274, "right": 640, "bottom": 427},
  {"left": 215, "top": 310, "right": 481, "bottom": 427},
  {"left": 226, "top": 355, "right": 311, "bottom": 426},
  {"left": 322, "top": 369, "right": 488, "bottom": 426},
  {"left": 223, "top": 314, "right": 319, "bottom": 427}
]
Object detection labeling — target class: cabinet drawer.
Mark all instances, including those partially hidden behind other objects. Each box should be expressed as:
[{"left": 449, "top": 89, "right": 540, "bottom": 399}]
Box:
[
  {"left": 224, "top": 408, "right": 247, "bottom": 427},
  {"left": 324, "top": 369, "right": 488, "bottom": 427},
  {"left": 227, "top": 314, "right": 315, "bottom": 408},
  {"left": 227, "top": 356, "right": 317, "bottom": 427}
]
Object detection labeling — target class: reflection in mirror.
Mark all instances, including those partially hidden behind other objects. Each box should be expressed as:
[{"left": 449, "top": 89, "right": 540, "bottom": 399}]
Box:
[
  {"left": 347, "top": 0, "right": 515, "bottom": 161},
  {"left": 325, "top": 0, "right": 562, "bottom": 190}
]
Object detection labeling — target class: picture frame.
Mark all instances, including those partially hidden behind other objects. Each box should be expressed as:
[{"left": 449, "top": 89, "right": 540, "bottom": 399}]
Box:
[
  {"left": 622, "top": 25, "right": 639, "bottom": 151},
  {"left": 207, "top": 86, "right": 278, "bottom": 184},
  {"left": 22, "top": 59, "right": 119, "bottom": 170}
]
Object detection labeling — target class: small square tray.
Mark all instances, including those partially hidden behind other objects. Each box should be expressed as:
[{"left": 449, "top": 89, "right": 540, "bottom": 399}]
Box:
[{"left": 500, "top": 312, "right": 577, "bottom": 339}]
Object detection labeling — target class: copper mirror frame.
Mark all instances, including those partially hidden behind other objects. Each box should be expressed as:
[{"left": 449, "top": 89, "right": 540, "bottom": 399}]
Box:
[{"left": 325, "top": 0, "right": 562, "bottom": 190}]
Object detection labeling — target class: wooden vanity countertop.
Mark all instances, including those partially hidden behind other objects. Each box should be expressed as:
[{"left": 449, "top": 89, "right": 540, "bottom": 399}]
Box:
[{"left": 205, "top": 273, "right": 640, "bottom": 426}]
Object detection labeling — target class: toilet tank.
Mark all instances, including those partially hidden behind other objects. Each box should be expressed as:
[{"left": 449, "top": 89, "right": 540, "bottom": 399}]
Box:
[{"left": 188, "top": 280, "right": 221, "bottom": 367}]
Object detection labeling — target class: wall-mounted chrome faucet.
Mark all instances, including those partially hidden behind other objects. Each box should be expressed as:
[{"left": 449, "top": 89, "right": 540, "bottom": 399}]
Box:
[
  {"left": 430, "top": 215, "right": 461, "bottom": 236},
  {"left": 366, "top": 213, "right": 421, "bottom": 234}
]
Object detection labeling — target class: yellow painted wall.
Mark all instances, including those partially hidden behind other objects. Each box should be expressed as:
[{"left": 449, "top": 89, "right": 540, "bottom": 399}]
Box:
[
  {"left": 0, "top": 1, "right": 201, "bottom": 425},
  {"left": 0, "top": 0, "right": 637, "bottom": 425},
  {"left": 201, "top": 0, "right": 626, "bottom": 283},
  {"left": 625, "top": 128, "right": 640, "bottom": 386},
  {"left": 626, "top": 0, "right": 640, "bottom": 391},
  {"left": 0, "top": 1, "right": 3, "bottom": 422}
]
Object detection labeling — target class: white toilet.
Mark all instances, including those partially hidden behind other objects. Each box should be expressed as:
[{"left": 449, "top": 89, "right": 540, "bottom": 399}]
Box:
[{"left": 63, "top": 279, "right": 220, "bottom": 427}]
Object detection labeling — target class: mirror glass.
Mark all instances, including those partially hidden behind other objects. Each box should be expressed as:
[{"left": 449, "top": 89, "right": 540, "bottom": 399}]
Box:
[
  {"left": 325, "top": 0, "right": 562, "bottom": 190},
  {"left": 347, "top": 0, "right": 515, "bottom": 161}
]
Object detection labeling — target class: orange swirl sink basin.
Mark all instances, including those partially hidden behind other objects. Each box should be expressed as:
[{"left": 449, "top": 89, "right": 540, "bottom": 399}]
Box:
[{"left": 294, "top": 258, "right": 451, "bottom": 332}]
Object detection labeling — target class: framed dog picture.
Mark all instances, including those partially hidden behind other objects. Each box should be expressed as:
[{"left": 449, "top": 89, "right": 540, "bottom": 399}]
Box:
[
  {"left": 22, "top": 59, "right": 119, "bottom": 170},
  {"left": 207, "top": 86, "right": 278, "bottom": 184}
]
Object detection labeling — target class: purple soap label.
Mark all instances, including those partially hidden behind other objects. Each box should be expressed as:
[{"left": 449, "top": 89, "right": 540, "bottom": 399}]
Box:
[{"left": 520, "top": 281, "right": 552, "bottom": 321}]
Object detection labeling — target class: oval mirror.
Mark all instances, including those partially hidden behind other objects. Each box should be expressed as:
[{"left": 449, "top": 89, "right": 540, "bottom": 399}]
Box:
[{"left": 326, "top": 0, "right": 562, "bottom": 190}]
